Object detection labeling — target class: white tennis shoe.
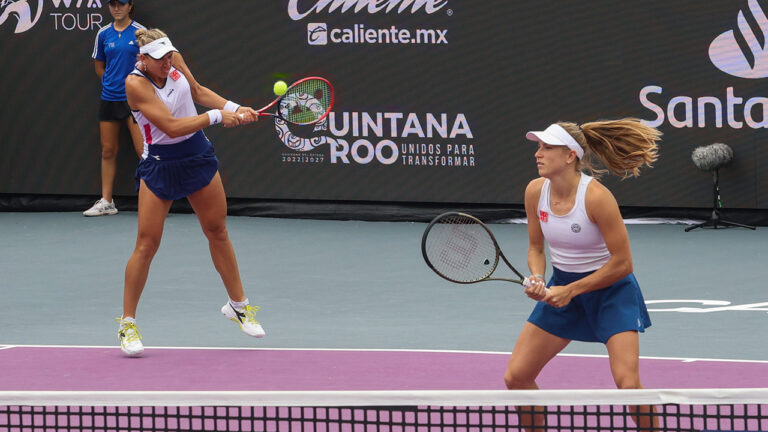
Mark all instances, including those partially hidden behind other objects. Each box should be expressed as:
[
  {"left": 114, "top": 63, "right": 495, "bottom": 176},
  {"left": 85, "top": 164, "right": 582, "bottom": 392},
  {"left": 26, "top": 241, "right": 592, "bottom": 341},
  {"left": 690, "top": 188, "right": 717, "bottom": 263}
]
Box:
[
  {"left": 83, "top": 198, "right": 118, "bottom": 216},
  {"left": 221, "top": 303, "right": 265, "bottom": 338},
  {"left": 116, "top": 318, "right": 144, "bottom": 357}
]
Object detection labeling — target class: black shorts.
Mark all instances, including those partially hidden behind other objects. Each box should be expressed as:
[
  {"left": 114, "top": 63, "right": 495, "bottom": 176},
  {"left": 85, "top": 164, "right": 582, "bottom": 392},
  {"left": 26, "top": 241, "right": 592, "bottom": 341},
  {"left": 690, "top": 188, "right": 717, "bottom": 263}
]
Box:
[{"left": 99, "top": 100, "right": 135, "bottom": 122}]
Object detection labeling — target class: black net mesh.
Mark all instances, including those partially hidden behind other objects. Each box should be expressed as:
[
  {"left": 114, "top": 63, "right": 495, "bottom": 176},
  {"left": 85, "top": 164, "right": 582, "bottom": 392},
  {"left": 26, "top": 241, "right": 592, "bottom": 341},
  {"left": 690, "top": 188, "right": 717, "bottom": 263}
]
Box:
[{"left": 2, "top": 401, "right": 767, "bottom": 431}]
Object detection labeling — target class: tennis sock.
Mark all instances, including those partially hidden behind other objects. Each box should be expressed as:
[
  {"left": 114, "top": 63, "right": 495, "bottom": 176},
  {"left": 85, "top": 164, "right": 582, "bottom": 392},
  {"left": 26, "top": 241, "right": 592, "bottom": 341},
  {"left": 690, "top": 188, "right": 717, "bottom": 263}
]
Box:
[
  {"left": 229, "top": 298, "right": 249, "bottom": 311},
  {"left": 119, "top": 316, "right": 136, "bottom": 327}
]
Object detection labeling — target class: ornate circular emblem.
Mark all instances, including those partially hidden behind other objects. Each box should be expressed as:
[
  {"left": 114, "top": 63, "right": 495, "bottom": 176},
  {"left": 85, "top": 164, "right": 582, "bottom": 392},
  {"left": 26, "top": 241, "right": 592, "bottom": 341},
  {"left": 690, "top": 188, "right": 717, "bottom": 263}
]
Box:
[{"left": 571, "top": 223, "right": 581, "bottom": 233}]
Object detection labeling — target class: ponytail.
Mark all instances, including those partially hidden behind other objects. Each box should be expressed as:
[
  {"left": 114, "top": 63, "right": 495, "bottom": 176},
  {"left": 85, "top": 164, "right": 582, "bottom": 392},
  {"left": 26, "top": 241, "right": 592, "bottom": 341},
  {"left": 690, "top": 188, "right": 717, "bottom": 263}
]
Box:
[{"left": 558, "top": 119, "right": 661, "bottom": 179}]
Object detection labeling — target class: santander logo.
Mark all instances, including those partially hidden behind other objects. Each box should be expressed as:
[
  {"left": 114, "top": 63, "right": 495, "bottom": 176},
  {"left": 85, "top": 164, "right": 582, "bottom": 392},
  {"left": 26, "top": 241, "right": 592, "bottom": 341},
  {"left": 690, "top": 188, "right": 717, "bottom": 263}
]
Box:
[
  {"left": 709, "top": 0, "right": 768, "bottom": 78},
  {"left": 287, "top": 0, "right": 448, "bottom": 20}
]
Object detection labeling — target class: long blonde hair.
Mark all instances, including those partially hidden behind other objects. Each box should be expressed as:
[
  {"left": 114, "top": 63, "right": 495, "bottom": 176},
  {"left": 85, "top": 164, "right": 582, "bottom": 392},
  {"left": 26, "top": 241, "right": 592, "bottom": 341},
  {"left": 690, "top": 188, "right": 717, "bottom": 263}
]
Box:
[
  {"left": 134, "top": 28, "right": 168, "bottom": 47},
  {"left": 557, "top": 118, "right": 661, "bottom": 179}
]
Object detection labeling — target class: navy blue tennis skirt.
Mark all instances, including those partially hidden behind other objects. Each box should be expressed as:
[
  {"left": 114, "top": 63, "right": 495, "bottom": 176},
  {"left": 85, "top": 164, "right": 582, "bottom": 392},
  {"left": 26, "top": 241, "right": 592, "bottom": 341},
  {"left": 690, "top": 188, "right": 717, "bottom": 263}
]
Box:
[
  {"left": 527, "top": 267, "right": 652, "bottom": 343},
  {"left": 135, "top": 131, "right": 219, "bottom": 201}
]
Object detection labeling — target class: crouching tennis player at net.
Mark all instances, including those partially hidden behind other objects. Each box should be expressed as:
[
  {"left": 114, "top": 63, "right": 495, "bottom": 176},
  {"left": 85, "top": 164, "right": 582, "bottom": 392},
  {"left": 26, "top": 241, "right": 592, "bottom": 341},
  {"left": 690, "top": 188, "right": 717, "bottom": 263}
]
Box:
[
  {"left": 505, "top": 119, "right": 661, "bottom": 430},
  {"left": 116, "top": 28, "right": 263, "bottom": 357}
]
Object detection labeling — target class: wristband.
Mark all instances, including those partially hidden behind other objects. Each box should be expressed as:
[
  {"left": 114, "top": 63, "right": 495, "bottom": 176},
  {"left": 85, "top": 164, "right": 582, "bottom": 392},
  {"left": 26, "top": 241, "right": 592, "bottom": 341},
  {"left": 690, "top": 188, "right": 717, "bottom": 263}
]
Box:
[
  {"left": 223, "top": 101, "right": 240, "bottom": 112},
  {"left": 206, "top": 109, "right": 222, "bottom": 125},
  {"left": 534, "top": 274, "right": 545, "bottom": 280}
]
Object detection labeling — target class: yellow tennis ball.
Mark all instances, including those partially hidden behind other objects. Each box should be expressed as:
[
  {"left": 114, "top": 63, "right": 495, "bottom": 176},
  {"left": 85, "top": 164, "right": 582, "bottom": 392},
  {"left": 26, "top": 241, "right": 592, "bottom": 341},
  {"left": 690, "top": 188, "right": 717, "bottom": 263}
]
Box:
[{"left": 273, "top": 80, "right": 288, "bottom": 96}]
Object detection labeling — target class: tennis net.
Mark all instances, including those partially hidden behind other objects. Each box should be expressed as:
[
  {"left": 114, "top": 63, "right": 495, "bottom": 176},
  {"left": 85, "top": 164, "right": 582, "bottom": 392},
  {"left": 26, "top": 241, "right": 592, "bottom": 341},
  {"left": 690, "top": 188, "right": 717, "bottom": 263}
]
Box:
[{"left": 1, "top": 388, "right": 767, "bottom": 431}]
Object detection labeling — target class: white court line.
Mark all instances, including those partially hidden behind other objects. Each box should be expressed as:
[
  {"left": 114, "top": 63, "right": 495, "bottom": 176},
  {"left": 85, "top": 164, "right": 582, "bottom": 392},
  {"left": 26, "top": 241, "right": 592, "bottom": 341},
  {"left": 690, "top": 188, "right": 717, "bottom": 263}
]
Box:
[{"left": 2, "top": 343, "right": 768, "bottom": 364}]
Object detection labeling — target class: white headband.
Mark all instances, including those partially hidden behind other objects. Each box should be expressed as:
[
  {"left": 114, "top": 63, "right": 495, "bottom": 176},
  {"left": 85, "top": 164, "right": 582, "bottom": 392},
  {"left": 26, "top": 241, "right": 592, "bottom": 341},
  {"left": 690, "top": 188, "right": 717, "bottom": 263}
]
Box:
[
  {"left": 525, "top": 124, "right": 584, "bottom": 159},
  {"left": 139, "top": 37, "right": 178, "bottom": 59}
]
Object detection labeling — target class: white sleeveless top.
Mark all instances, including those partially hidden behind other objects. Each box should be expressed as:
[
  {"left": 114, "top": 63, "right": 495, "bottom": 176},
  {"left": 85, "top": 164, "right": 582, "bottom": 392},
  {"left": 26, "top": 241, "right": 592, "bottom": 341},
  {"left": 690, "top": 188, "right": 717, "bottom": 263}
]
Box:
[
  {"left": 537, "top": 173, "right": 611, "bottom": 273},
  {"left": 129, "top": 67, "right": 197, "bottom": 158}
]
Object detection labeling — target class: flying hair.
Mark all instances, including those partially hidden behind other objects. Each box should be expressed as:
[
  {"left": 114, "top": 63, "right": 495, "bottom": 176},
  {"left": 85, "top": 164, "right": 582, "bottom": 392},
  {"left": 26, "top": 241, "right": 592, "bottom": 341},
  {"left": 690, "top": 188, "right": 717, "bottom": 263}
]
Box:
[{"left": 557, "top": 118, "right": 661, "bottom": 179}]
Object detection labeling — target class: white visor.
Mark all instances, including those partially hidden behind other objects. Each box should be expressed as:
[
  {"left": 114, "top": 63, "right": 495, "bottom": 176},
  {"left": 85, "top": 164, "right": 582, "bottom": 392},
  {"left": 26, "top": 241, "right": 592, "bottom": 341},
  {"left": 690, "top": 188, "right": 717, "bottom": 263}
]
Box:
[
  {"left": 139, "top": 37, "right": 178, "bottom": 60},
  {"left": 525, "top": 124, "right": 584, "bottom": 159}
]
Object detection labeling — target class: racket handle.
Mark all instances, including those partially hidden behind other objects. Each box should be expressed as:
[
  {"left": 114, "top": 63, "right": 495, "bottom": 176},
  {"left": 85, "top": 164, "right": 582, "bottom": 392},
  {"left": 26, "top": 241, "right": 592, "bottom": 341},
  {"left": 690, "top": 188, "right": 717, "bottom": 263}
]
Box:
[{"left": 523, "top": 276, "right": 550, "bottom": 293}]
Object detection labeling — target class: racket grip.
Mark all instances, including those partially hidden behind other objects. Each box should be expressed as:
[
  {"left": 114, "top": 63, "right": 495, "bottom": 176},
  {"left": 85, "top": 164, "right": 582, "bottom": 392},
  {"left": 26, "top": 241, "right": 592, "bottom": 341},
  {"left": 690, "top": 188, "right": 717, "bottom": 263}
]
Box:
[{"left": 523, "top": 276, "right": 550, "bottom": 293}]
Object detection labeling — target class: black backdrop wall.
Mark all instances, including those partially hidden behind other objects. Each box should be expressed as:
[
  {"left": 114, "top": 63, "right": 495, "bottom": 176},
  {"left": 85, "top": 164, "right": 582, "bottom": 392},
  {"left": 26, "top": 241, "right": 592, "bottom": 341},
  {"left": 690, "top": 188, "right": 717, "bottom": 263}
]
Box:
[{"left": 2, "top": 1, "right": 767, "bottom": 219}]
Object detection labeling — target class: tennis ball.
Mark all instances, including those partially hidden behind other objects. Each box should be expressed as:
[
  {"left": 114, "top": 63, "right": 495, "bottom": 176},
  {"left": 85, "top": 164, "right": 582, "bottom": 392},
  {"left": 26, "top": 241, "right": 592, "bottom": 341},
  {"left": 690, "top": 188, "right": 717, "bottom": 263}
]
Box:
[{"left": 273, "top": 80, "right": 288, "bottom": 96}]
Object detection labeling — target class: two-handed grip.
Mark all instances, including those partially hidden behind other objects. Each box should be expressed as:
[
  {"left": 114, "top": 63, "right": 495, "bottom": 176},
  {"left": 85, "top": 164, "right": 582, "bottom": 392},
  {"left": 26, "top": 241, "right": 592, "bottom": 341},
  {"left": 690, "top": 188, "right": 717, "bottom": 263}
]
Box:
[{"left": 522, "top": 276, "right": 550, "bottom": 293}]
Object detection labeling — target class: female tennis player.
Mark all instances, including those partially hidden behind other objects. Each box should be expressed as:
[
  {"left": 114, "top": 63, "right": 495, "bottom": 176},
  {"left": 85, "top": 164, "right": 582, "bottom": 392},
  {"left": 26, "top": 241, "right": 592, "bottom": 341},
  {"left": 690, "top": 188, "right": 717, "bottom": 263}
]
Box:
[
  {"left": 505, "top": 119, "right": 661, "bottom": 430},
  {"left": 115, "top": 28, "right": 263, "bottom": 357},
  {"left": 85, "top": 0, "right": 145, "bottom": 217}
]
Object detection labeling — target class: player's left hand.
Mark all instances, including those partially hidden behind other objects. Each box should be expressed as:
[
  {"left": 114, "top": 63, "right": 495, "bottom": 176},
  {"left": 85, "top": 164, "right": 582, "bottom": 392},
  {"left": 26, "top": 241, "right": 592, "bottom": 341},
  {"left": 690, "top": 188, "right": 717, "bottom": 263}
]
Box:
[
  {"left": 542, "top": 285, "right": 574, "bottom": 308},
  {"left": 236, "top": 106, "right": 259, "bottom": 124},
  {"left": 523, "top": 276, "right": 547, "bottom": 301}
]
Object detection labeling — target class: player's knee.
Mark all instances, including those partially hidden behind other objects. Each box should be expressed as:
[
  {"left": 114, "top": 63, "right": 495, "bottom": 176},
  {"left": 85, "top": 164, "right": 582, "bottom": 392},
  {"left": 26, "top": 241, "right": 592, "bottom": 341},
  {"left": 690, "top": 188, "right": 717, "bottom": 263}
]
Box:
[
  {"left": 134, "top": 236, "right": 160, "bottom": 260},
  {"left": 202, "top": 223, "right": 229, "bottom": 242},
  {"left": 504, "top": 368, "right": 536, "bottom": 390},
  {"left": 101, "top": 144, "right": 118, "bottom": 159},
  {"left": 614, "top": 374, "right": 642, "bottom": 390}
]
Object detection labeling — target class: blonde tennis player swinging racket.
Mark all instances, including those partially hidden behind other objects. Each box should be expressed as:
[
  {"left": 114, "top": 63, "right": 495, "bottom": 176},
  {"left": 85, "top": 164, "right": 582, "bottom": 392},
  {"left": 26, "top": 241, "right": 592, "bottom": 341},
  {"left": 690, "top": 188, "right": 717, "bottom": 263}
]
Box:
[{"left": 116, "top": 28, "right": 264, "bottom": 357}]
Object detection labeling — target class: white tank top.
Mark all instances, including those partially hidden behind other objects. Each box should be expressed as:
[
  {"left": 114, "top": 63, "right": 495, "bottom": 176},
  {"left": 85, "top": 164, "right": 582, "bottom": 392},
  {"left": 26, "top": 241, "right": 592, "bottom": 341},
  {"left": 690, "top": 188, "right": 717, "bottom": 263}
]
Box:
[
  {"left": 537, "top": 173, "right": 611, "bottom": 273},
  {"left": 129, "top": 67, "right": 198, "bottom": 158}
]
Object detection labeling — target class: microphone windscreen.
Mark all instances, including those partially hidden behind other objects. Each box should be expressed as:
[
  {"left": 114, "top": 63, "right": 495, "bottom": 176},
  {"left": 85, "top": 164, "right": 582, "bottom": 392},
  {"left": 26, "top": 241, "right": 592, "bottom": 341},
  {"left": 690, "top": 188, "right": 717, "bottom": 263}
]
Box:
[{"left": 691, "top": 143, "right": 733, "bottom": 171}]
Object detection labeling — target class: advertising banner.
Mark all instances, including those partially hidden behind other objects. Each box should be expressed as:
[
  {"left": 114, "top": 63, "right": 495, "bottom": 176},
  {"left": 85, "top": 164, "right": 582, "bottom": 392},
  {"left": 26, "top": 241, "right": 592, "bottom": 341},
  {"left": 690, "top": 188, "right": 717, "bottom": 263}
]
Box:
[{"left": 1, "top": 1, "right": 766, "bottom": 209}]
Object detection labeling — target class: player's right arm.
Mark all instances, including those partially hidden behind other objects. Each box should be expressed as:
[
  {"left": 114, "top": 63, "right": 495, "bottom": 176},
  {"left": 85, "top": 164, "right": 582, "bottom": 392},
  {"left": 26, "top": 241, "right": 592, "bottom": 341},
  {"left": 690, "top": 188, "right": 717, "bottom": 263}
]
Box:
[
  {"left": 170, "top": 52, "right": 256, "bottom": 124},
  {"left": 524, "top": 178, "right": 547, "bottom": 300},
  {"left": 92, "top": 31, "right": 106, "bottom": 81},
  {"left": 125, "top": 74, "right": 213, "bottom": 138},
  {"left": 94, "top": 60, "right": 106, "bottom": 80}
]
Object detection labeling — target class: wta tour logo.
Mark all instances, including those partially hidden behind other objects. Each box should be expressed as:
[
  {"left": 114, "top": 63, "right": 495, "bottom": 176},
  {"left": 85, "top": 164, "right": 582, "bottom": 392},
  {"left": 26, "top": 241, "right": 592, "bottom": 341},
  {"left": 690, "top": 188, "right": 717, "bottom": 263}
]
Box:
[
  {"left": 1, "top": 0, "right": 103, "bottom": 33},
  {"left": 710, "top": 0, "right": 768, "bottom": 78},
  {"left": 0, "top": 0, "right": 43, "bottom": 33}
]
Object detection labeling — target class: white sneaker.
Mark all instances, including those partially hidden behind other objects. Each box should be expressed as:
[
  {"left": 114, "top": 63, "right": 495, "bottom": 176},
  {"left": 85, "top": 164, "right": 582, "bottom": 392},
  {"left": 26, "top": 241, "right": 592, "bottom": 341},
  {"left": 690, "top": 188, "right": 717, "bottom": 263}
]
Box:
[
  {"left": 221, "top": 303, "right": 265, "bottom": 338},
  {"left": 83, "top": 198, "right": 118, "bottom": 217},
  {"left": 116, "top": 318, "right": 144, "bottom": 357}
]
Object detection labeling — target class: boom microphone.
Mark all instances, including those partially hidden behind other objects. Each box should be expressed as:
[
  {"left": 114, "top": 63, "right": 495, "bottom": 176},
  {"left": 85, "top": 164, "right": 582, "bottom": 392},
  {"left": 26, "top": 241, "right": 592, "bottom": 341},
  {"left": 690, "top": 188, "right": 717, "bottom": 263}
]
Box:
[{"left": 691, "top": 143, "right": 733, "bottom": 171}]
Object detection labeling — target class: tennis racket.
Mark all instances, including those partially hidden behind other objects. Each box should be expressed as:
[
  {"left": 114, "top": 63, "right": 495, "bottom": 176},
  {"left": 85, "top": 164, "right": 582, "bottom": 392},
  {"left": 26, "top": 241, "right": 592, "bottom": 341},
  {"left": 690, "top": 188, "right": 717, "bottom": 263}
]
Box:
[
  {"left": 255, "top": 77, "right": 334, "bottom": 125},
  {"left": 422, "top": 212, "right": 537, "bottom": 288}
]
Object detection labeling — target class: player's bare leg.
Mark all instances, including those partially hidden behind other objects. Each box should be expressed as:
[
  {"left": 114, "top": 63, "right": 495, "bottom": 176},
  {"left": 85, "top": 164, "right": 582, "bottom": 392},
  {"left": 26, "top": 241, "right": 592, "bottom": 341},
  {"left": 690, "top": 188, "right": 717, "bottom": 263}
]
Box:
[
  {"left": 187, "top": 172, "right": 264, "bottom": 338},
  {"left": 123, "top": 180, "right": 172, "bottom": 318},
  {"left": 505, "top": 322, "right": 570, "bottom": 432},
  {"left": 99, "top": 120, "right": 121, "bottom": 203},
  {"left": 186, "top": 172, "right": 244, "bottom": 301},
  {"left": 606, "top": 331, "right": 659, "bottom": 430}
]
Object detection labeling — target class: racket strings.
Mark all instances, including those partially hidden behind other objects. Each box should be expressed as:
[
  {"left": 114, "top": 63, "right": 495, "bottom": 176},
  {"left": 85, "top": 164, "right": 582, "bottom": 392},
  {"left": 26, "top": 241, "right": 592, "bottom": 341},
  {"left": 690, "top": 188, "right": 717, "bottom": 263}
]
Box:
[
  {"left": 438, "top": 226, "right": 479, "bottom": 270},
  {"left": 424, "top": 215, "right": 498, "bottom": 283},
  {"left": 280, "top": 79, "right": 332, "bottom": 124}
]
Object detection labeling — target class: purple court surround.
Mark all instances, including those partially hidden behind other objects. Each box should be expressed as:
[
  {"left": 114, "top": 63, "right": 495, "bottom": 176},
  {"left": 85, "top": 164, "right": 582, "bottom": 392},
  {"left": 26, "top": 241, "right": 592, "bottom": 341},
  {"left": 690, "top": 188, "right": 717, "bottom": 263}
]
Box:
[{"left": 1, "top": 346, "right": 766, "bottom": 391}]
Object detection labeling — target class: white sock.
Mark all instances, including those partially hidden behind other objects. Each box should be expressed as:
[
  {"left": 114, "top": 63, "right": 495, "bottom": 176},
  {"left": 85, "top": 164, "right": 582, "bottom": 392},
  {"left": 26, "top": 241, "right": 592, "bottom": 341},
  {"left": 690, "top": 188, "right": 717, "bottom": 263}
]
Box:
[
  {"left": 229, "top": 298, "right": 249, "bottom": 311},
  {"left": 120, "top": 316, "right": 136, "bottom": 326}
]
